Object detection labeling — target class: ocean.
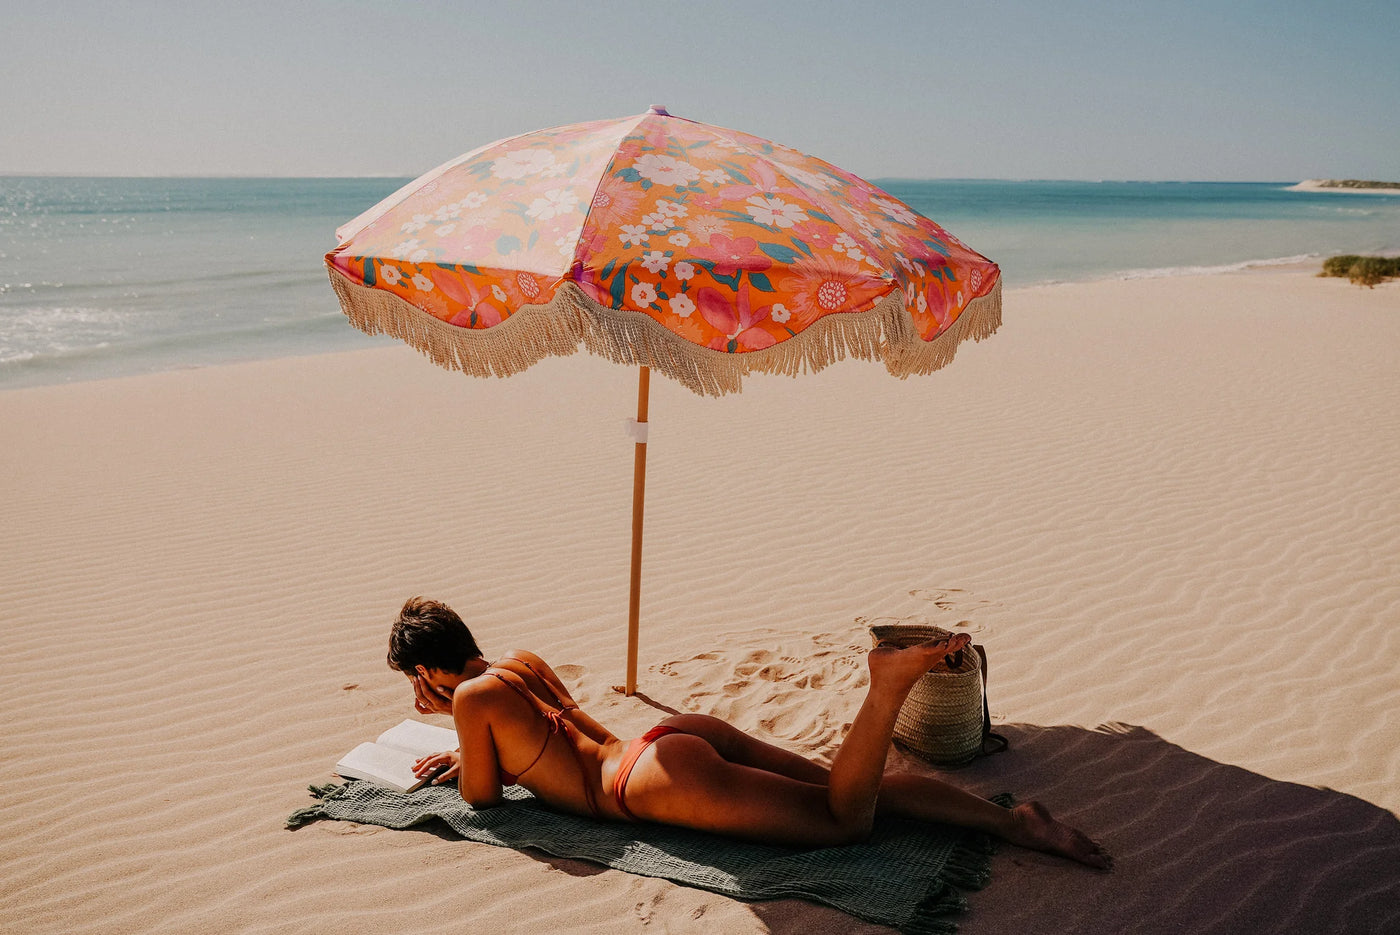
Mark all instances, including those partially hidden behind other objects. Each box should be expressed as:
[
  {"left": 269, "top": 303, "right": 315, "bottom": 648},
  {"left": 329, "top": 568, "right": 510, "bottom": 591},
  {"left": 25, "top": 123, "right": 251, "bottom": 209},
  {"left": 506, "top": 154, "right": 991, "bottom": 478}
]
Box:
[{"left": 2, "top": 177, "right": 1397, "bottom": 390}]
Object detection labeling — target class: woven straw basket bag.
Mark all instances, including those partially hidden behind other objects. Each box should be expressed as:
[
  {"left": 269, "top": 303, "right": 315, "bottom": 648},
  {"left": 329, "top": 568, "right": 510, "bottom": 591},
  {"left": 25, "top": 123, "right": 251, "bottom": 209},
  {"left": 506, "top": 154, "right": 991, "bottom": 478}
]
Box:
[{"left": 867, "top": 622, "right": 1002, "bottom": 767}]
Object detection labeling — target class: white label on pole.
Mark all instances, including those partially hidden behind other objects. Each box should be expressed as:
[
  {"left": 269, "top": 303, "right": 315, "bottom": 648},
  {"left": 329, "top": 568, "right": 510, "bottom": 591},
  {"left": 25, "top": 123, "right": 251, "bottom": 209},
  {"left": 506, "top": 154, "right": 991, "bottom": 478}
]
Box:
[{"left": 624, "top": 418, "right": 649, "bottom": 444}]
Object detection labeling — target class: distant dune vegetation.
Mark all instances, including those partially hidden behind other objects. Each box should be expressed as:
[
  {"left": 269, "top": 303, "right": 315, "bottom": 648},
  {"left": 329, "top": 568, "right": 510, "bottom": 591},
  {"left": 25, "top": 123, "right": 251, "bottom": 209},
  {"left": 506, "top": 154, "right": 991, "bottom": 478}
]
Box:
[
  {"left": 1321, "top": 255, "right": 1400, "bottom": 287},
  {"left": 1315, "top": 179, "right": 1400, "bottom": 189}
]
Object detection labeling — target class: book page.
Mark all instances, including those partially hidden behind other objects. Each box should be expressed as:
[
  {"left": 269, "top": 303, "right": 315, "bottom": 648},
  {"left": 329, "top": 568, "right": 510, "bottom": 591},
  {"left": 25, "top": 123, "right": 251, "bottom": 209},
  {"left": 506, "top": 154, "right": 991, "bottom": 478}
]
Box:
[
  {"left": 334, "top": 741, "right": 422, "bottom": 793},
  {"left": 375, "top": 719, "right": 458, "bottom": 757}
]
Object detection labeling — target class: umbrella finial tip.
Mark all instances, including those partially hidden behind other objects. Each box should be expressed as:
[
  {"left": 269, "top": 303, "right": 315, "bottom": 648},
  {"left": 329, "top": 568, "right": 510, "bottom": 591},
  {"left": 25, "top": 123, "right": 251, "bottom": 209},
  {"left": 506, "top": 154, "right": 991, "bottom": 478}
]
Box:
[{"left": 646, "top": 104, "right": 670, "bottom": 116}]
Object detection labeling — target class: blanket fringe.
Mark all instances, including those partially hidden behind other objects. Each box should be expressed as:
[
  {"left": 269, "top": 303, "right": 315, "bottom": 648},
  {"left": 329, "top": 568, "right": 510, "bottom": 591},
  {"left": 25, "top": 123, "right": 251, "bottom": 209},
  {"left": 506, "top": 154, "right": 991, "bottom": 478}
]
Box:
[
  {"left": 284, "top": 782, "right": 350, "bottom": 829},
  {"left": 328, "top": 267, "right": 1001, "bottom": 398},
  {"left": 900, "top": 792, "right": 1011, "bottom": 935}
]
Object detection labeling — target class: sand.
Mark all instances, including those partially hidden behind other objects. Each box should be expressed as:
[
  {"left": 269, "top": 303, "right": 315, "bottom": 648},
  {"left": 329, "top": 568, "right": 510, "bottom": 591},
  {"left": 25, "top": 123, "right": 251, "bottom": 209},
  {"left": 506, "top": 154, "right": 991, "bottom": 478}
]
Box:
[{"left": 3, "top": 267, "right": 1398, "bottom": 934}]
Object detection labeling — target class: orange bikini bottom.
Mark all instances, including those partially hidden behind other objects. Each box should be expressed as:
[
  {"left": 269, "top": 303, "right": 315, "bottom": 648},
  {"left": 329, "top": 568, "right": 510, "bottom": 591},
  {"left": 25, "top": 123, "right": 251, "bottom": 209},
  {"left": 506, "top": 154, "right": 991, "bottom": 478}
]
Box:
[{"left": 612, "top": 724, "right": 688, "bottom": 821}]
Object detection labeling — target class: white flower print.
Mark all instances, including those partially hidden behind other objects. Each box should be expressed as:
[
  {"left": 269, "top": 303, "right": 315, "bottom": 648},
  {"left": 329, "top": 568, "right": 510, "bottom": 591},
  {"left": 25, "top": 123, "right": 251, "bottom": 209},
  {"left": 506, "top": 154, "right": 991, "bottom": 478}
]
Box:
[
  {"left": 540, "top": 161, "right": 570, "bottom": 178},
  {"left": 900, "top": 255, "right": 925, "bottom": 277},
  {"left": 491, "top": 284, "right": 508, "bottom": 303},
  {"left": 870, "top": 196, "right": 918, "bottom": 225},
  {"left": 641, "top": 211, "right": 670, "bottom": 231},
  {"left": 668, "top": 232, "right": 691, "bottom": 247},
  {"left": 774, "top": 162, "right": 836, "bottom": 192},
  {"left": 460, "top": 191, "right": 488, "bottom": 210},
  {"left": 491, "top": 148, "right": 557, "bottom": 180},
  {"left": 969, "top": 268, "right": 983, "bottom": 291},
  {"left": 640, "top": 250, "right": 670, "bottom": 274},
  {"left": 433, "top": 203, "right": 461, "bottom": 222},
  {"left": 400, "top": 214, "right": 431, "bottom": 234},
  {"left": 618, "top": 224, "right": 649, "bottom": 247},
  {"left": 770, "top": 302, "right": 791, "bottom": 324},
  {"left": 955, "top": 291, "right": 964, "bottom": 307},
  {"left": 687, "top": 215, "right": 729, "bottom": 240},
  {"left": 408, "top": 249, "right": 431, "bottom": 263},
  {"left": 379, "top": 265, "right": 403, "bottom": 286},
  {"left": 388, "top": 238, "right": 422, "bottom": 259},
  {"left": 434, "top": 223, "right": 457, "bottom": 237},
  {"left": 669, "top": 294, "right": 695, "bottom": 318},
  {"left": 526, "top": 187, "right": 580, "bottom": 222},
  {"left": 701, "top": 169, "right": 730, "bottom": 185},
  {"left": 631, "top": 281, "right": 658, "bottom": 307},
  {"left": 633, "top": 154, "right": 701, "bottom": 186},
  {"left": 746, "top": 195, "right": 808, "bottom": 229},
  {"left": 916, "top": 292, "right": 928, "bottom": 314},
  {"left": 656, "top": 199, "right": 688, "bottom": 218},
  {"left": 673, "top": 261, "right": 696, "bottom": 281},
  {"left": 556, "top": 233, "right": 576, "bottom": 257},
  {"left": 412, "top": 273, "right": 434, "bottom": 292}
]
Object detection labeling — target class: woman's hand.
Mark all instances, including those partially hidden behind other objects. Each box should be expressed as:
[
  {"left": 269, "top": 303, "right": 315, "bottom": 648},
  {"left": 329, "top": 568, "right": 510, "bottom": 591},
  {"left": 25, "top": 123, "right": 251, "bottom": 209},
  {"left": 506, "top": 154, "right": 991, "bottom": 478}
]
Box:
[
  {"left": 412, "top": 749, "right": 461, "bottom": 785},
  {"left": 410, "top": 673, "right": 454, "bottom": 716}
]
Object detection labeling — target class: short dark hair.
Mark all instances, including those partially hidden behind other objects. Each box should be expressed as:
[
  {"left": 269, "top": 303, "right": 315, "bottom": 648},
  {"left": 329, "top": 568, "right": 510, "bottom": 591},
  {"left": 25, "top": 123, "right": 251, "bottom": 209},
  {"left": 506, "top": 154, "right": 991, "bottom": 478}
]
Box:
[{"left": 387, "top": 597, "right": 483, "bottom": 674}]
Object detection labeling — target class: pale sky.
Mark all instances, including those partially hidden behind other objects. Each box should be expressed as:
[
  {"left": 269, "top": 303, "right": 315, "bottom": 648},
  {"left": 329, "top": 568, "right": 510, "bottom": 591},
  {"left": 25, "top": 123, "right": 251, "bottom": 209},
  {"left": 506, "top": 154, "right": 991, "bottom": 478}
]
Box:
[{"left": 4, "top": 0, "right": 1398, "bottom": 181}]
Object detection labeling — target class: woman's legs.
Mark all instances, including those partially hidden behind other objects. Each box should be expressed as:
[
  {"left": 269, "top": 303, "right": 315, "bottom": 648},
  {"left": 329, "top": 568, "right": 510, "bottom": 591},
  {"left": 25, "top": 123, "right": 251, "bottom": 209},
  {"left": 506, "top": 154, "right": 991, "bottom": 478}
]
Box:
[
  {"left": 638, "top": 641, "right": 1111, "bottom": 868},
  {"left": 622, "top": 637, "right": 969, "bottom": 847}
]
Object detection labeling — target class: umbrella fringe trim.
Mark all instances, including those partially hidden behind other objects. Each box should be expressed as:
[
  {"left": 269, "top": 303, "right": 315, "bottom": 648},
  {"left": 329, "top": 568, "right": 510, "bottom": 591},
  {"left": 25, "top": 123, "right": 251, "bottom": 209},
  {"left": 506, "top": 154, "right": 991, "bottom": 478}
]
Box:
[{"left": 328, "top": 267, "right": 1001, "bottom": 397}]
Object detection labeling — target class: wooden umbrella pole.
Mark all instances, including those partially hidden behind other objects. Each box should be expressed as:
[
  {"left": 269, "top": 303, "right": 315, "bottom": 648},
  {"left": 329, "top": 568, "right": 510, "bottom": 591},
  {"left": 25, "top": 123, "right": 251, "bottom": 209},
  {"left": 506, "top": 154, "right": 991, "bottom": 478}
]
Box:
[{"left": 624, "top": 366, "right": 650, "bottom": 696}]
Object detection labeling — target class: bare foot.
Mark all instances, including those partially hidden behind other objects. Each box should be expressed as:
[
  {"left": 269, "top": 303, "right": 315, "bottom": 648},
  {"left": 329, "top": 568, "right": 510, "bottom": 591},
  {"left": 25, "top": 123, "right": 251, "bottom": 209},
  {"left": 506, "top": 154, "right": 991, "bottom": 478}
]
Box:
[
  {"left": 1006, "top": 801, "right": 1112, "bottom": 870},
  {"left": 868, "top": 634, "right": 973, "bottom": 693}
]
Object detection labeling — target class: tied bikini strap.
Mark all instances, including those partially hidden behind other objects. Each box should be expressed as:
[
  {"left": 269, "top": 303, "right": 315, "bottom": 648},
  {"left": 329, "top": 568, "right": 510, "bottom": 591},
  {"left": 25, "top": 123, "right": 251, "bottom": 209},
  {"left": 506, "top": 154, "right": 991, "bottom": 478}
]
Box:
[{"left": 487, "top": 660, "right": 599, "bottom": 817}]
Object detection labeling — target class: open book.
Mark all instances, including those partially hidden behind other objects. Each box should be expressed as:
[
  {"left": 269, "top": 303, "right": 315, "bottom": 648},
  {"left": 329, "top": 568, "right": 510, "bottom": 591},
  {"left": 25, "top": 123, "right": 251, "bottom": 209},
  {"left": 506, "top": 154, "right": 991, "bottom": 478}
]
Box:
[{"left": 335, "top": 719, "right": 459, "bottom": 792}]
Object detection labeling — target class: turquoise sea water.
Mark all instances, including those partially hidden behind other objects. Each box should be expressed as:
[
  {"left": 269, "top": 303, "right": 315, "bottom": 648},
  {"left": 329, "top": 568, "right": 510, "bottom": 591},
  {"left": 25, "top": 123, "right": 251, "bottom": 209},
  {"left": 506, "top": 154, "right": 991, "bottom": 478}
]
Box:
[{"left": 2, "top": 177, "right": 1397, "bottom": 390}]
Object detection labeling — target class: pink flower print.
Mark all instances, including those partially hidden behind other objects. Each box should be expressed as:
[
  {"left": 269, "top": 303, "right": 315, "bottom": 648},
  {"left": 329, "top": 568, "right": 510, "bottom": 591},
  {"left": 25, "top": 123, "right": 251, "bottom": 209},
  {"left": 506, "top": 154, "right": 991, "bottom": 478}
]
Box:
[
  {"left": 698, "top": 286, "right": 776, "bottom": 352},
  {"left": 588, "top": 187, "right": 645, "bottom": 228},
  {"left": 379, "top": 265, "right": 403, "bottom": 286},
  {"left": 516, "top": 272, "right": 541, "bottom": 300},
  {"left": 476, "top": 301, "right": 504, "bottom": 326},
  {"left": 778, "top": 254, "right": 887, "bottom": 325},
  {"left": 686, "top": 214, "right": 731, "bottom": 242},
  {"left": 640, "top": 251, "right": 670, "bottom": 274},
  {"left": 673, "top": 261, "right": 696, "bottom": 281},
  {"left": 631, "top": 281, "right": 658, "bottom": 308},
  {"left": 690, "top": 234, "right": 772, "bottom": 277},
  {"left": 669, "top": 294, "right": 696, "bottom": 318}
]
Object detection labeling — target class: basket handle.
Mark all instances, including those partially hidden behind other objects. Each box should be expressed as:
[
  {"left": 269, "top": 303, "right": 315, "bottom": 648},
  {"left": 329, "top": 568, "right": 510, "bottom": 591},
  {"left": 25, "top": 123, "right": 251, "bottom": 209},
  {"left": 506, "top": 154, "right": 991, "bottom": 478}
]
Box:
[{"left": 973, "top": 644, "right": 1009, "bottom": 756}]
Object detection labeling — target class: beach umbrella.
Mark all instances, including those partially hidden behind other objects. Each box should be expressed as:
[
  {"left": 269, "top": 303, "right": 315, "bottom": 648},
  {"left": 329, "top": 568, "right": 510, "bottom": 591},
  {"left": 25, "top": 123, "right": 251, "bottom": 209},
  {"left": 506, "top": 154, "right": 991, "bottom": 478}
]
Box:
[{"left": 326, "top": 106, "right": 1001, "bottom": 695}]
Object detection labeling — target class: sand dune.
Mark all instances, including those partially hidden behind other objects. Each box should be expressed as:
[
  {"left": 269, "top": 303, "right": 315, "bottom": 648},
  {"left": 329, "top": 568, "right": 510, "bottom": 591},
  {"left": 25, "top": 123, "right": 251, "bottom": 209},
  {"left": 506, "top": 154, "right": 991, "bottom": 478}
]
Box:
[{"left": 2, "top": 267, "right": 1397, "bottom": 933}]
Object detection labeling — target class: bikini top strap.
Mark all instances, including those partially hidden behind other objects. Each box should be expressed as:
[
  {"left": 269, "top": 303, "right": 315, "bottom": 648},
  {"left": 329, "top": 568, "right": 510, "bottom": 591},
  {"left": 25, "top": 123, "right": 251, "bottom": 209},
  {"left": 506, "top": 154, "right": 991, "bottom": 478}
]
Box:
[
  {"left": 496, "top": 656, "right": 577, "bottom": 712},
  {"left": 485, "top": 662, "right": 598, "bottom": 817}
]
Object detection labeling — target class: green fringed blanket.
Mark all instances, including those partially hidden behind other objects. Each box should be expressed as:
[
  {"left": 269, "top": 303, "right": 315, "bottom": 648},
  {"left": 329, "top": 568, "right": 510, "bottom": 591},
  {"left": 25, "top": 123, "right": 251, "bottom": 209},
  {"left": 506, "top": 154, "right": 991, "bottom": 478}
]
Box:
[{"left": 288, "top": 782, "right": 1007, "bottom": 935}]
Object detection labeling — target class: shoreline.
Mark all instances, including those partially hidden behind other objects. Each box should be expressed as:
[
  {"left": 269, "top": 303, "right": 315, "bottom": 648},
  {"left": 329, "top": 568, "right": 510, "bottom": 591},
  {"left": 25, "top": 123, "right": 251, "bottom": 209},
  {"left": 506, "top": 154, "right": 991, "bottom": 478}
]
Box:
[{"left": 0, "top": 256, "right": 1379, "bottom": 394}]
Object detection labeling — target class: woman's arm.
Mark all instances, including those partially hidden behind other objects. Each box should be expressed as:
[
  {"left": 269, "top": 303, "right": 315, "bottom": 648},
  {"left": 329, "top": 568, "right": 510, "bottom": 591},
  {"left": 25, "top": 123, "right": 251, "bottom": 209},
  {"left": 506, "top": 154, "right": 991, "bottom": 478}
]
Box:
[{"left": 451, "top": 679, "right": 505, "bottom": 808}]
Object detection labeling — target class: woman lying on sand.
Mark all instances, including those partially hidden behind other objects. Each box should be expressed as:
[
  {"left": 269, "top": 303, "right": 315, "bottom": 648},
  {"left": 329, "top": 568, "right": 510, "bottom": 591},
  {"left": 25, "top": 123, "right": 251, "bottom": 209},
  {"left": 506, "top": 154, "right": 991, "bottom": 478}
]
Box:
[{"left": 389, "top": 597, "right": 1110, "bottom": 869}]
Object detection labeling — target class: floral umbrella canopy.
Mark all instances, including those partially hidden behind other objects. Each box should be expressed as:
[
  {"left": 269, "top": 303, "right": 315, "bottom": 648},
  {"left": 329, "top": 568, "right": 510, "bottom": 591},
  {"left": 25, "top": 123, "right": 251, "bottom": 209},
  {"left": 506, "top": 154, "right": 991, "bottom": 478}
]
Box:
[
  {"left": 327, "top": 106, "right": 1000, "bottom": 397},
  {"left": 326, "top": 107, "right": 1001, "bottom": 692}
]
